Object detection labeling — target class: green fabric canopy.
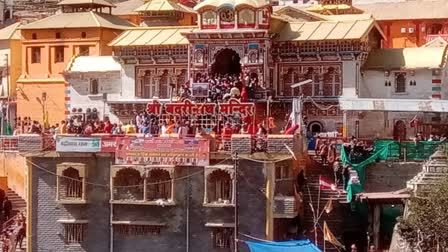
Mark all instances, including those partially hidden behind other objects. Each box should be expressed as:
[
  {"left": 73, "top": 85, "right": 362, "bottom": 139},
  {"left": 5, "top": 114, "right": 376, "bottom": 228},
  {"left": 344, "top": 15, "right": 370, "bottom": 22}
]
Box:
[{"left": 342, "top": 141, "right": 442, "bottom": 202}]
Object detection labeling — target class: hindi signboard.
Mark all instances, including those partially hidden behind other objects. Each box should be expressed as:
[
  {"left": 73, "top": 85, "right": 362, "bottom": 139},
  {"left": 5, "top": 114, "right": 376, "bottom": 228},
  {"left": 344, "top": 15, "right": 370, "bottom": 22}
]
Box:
[
  {"left": 56, "top": 136, "right": 101, "bottom": 152},
  {"left": 115, "top": 137, "right": 209, "bottom": 166}
]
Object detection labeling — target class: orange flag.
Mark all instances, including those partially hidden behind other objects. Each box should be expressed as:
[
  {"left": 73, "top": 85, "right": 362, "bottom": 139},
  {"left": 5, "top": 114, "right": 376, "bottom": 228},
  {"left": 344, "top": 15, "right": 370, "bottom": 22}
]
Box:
[{"left": 323, "top": 221, "right": 345, "bottom": 249}]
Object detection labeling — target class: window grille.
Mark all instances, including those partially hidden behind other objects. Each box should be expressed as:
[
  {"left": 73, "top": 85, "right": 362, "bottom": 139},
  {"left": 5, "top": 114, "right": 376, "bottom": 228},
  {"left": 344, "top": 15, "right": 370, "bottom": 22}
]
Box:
[
  {"left": 63, "top": 223, "right": 86, "bottom": 244},
  {"left": 212, "top": 228, "right": 233, "bottom": 248}
]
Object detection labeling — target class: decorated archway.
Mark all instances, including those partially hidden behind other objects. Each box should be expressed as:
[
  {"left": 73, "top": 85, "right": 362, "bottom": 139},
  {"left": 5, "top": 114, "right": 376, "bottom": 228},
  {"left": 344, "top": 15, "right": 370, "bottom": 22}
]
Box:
[{"left": 211, "top": 48, "right": 242, "bottom": 76}]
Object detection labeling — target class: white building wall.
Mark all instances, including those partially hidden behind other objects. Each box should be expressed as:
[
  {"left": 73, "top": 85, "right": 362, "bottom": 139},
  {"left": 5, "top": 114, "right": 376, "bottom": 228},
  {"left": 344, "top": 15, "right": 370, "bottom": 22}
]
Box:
[
  {"left": 66, "top": 72, "right": 121, "bottom": 123},
  {"left": 360, "top": 69, "right": 434, "bottom": 99},
  {"left": 342, "top": 60, "right": 360, "bottom": 99},
  {"left": 121, "top": 64, "right": 136, "bottom": 99}
]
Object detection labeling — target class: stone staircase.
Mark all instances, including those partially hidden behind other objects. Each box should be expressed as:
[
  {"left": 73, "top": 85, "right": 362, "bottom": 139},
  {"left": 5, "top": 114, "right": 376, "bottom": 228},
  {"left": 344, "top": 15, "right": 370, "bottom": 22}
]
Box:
[
  {"left": 0, "top": 189, "right": 26, "bottom": 251},
  {"left": 407, "top": 150, "right": 448, "bottom": 194},
  {"left": 303, "top": 152, "right": 358, "bottom": 251}
]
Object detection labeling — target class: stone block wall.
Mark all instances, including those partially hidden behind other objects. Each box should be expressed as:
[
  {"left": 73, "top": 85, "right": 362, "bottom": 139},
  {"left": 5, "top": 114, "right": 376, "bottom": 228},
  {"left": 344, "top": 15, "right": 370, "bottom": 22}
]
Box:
[
  {"left": 18, "top": 134, "right": 43, "bottom": 153},
  {"left": 267, "top": 135, "right": 294, "bottom": 153},
  {"left": 231, "top": 134, "right": 252, "bottom": 154},
  {"left": 31, "top": 153, "right": 269, "bottom": 252}
]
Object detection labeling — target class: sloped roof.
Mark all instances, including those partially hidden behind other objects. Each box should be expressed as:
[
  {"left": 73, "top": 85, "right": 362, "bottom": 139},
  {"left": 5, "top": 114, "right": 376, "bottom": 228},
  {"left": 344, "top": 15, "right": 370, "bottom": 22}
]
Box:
[
  {"left": 58, "top": 0, "right": 115, "bottom": 7},
  {"left": 274, "top": 4, "right": 372, "bottom": 22},
  {"left": 194, "top": 0, "right": 269, "bottom": 11},
  {"left": 66, "top": 56, "right": 121, "bottom": 72},
  {"left": 277, "top": 19, "right": 378, "bottom": 42},
  {"left": 20, "top": 11, "right": 135, "bottom": 30},
  {"left": 109, "top": 26, "right": 196, "bottom": 46},
  {"left": 0, "top": 22, "right": 21, "bottom": 40},
  {"left": 355, "top": 0, "right": 448, "bottom": 20},
  {"left": 134, "top": 0, "right": 195, "bottom": 13},
  {"left": 113, "top": 0, "right": 144, "bottom": 15},
  {"left": 422, "top": 37, "right": 448, "bottom": 48},
  {"left": 364, "top": 47, "right": 448, "bottom": 70}
]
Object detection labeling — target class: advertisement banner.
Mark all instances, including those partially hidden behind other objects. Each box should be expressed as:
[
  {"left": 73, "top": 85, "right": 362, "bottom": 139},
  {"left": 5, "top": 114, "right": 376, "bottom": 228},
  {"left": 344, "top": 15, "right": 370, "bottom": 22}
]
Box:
[
  {"left": 100, "top": 136, "right": 119, "bottom": 152},
  {"left": 56, "top": 136, "right": 101, "bottom": 152},
  {"left": 115, "top": 137, "right": 210, "bottom": 166}
]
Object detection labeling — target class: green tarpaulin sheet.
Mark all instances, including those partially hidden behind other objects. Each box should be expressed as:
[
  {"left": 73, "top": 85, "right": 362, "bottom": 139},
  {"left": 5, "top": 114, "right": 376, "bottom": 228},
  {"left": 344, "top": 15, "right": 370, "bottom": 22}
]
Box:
[{"left": 342, "top": 140, "right": 442, "bottom": 202}]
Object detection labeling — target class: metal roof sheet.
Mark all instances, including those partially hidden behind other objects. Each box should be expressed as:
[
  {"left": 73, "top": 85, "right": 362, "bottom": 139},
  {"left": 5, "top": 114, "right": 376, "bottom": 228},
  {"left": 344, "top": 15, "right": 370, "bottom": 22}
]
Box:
[
  {"left": 58, "top": 0, "right": 115, "bottom": 7},
  {"left": 0, "top": 22, "right": 21, "bottom": 40},
  {"left": 109, "top": 26, "right": 196, "bottom": 46},
  {"left": 134, "top": 0, "right": 194, "bottom": 12},
  {"left": 66, "top": 56, "right": 121, "bottom": 72},
  {"left": 364, "top": 47, "right": 448, "bottom": 70},
  {"left": 278, "top": 19, "right": 375, "bottom": 42},
  {"left": 20, "top": 11, "right": 135, "bottom": 30}
]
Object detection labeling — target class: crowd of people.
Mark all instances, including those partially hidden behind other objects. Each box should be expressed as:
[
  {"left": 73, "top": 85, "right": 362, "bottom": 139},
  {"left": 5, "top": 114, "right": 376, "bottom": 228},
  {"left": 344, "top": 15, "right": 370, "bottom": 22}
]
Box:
[
  {"left": 0, "top": 212, "right": 26, "bottom": 252},
  {"left": 184, "top": 72, "right": 261, "bottom": 102}
]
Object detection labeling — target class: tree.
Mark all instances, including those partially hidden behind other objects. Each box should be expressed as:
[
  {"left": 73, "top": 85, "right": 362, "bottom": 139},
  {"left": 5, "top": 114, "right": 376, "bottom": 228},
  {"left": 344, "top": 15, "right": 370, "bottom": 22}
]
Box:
[{"left": 397, "top": 178, "right": 448, "bottom": 252}]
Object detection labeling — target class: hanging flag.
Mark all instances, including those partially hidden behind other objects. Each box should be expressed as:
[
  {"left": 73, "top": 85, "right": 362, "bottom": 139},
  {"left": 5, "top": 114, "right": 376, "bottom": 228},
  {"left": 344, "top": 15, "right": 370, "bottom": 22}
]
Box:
[
  {"left": 323, "top": 221, "right": 345, "bottom": 249},
  {"left": 410, "top": 115, "right": 419, "bottom": 128},
  {"left": 323, "top": 197, "right": 333, "bottom": 214},
  {"left": 319, "top": 176, "right": 337, "bottom": 191}
]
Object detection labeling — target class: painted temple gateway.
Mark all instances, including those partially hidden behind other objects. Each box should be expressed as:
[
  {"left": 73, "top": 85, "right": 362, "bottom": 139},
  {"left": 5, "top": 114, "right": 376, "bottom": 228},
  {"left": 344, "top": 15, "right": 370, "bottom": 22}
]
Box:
[{"left": 102, "top": 0, "right": 383, "bottom": 135}]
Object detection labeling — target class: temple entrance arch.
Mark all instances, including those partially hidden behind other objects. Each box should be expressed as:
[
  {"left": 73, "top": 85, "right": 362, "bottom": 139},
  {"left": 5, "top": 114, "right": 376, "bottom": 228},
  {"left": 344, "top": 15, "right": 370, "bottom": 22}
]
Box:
[{"left": 211, "top": 48, "right": 242, "bottom": 76}]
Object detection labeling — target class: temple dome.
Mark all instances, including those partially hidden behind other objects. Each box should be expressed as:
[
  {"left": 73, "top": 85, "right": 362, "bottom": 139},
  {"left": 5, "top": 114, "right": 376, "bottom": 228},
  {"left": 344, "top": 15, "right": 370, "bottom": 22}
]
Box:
[{"left": 194, "top": 0, "right": 269, "bottom": 11}]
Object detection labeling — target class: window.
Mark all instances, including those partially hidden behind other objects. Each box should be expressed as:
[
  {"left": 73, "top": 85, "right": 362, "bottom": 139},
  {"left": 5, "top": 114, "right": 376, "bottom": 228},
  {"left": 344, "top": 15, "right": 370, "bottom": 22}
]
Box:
[
  {"left": 212, "top": 228, "right": 233, "bottom": 248},
  {"left": 300, "top": 42, "right": 317, "bottom": 54},
  {"left": 55, "top": 46, "right": 64, "bottom": 63},
  {"left": 56, "top": 164, "right": 86, "bottom": 203},
  {"left": 55, "top": 32, "right": 61, "bottom": 39},
  {"left": 31, "top": 47, "right": 41, "bottom": 63},
  {"left": 339, "top": 41, "right": 352, "bottom": 52},
  {"left": 206, "top": 170, "right": 232, "bottom": 204},
  {"left": 63, "top": 223, "right": 86, "bottom": 244},
  {"left": 320, "top": 41, "right": 337, "bottom": 53},
  {"left": 112, "top": 167, "right": 144, "bottom": 201},
  {"left": 32, "top": 33, "right": 37, "bottom": 40},
  {"left": 153, "top": 48, "right": 169, "bottom": 57},
  {"left": 146, "top": 169, "right": 172, "bottom": 201},
  {"left": 81, "top": 32, "right": 86, "bottom": 38},
  {"left": 89, "top": 78, "right": 99, "bottom": 95},
  {"left": 172, "top": 46, "right": 188, "bottom": 57},
  {"left": 395, "top": 73, "right": 406, "bottom": 93},
  {"left": 400, "top": 27, "right": 407, "bottom": 33},
  {"left": 409, "top": 27, "right": 415, "bottom": 33},
  {"left": 114, "top": 224, "right": 162, "bottom": 237},
  {"left": 79, "top": 46, "right": 89, "bottom": 56}
]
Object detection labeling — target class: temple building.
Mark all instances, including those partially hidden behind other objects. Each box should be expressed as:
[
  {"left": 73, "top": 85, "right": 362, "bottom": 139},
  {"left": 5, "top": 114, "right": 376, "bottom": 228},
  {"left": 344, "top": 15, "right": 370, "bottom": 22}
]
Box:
[
  {"left": 68, "top": 0, "right": 383, "bottom": 137},
  {"left": 15, "top": 0, "right": 134, "bottom": 127}
]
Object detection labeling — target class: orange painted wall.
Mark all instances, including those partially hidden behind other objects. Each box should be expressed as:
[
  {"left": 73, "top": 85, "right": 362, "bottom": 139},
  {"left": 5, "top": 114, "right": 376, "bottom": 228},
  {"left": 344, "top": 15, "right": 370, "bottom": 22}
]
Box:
[
  {"left": 0, "top": 152, "right": 27, "bottom": 200},
  {"left": 9, "top": 40, "right": 22, "bottom": 97},
  {"left": 379, "top": 19, "right": 448, "bottom": 48},
  {"left": 16, "top": 82, "right": 66, "bottom": 126},
  {"left": 18, "top": 27, "right": 123, "bottom": 124},
  {"left": 117, "top": 14, "right": 141, "bottom": 25}
]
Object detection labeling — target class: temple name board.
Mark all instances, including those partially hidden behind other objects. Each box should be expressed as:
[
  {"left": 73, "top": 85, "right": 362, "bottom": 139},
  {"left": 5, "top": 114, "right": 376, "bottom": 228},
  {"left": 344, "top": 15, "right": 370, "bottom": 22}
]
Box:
[{"left": 147, "top": 99, "right": 255, "bottom": 116}]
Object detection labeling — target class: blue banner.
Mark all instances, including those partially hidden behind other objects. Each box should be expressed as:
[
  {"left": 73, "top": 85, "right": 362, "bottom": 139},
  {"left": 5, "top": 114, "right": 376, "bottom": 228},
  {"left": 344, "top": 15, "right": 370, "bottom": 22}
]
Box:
[{"left": 245, "top": 239, "right": 322, "bottom": 252}]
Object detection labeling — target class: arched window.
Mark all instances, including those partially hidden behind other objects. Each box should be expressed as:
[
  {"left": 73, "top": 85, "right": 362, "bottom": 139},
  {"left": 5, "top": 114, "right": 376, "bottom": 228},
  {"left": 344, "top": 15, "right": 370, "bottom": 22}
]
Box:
[
  {"left": 207, "top": 170, "right": 232, "bottom": 204},
  {"left": 146, "top": 169, "right": 172, "bottom": 201},
  {"left": 113, "top": 168, "right": 143, "bottom": 201},
  {"left": 61, "top": 167, "right": 82, "bottom": 199},
  {"left": 395, "top": 73, "right": 406, "bottom": 93}
]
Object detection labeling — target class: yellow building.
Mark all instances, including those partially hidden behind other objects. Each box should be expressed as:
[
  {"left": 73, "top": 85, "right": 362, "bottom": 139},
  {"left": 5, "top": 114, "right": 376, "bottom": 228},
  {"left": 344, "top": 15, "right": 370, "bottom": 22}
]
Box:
[{"left": 16, "top": 0, "right": 134, "bottom": 127}]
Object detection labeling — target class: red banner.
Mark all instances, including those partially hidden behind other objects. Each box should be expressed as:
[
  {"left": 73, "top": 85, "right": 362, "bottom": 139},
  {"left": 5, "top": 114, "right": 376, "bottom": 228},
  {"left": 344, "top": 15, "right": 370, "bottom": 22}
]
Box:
[
  {"left": 101, "top": 136, "right": 119, "bottom": 152},
  {"left": 146, "top": 99, "right": 254, "bottom": 116},
  {"left": 115, "top": 137, "right": 210, "bottom": 166}
]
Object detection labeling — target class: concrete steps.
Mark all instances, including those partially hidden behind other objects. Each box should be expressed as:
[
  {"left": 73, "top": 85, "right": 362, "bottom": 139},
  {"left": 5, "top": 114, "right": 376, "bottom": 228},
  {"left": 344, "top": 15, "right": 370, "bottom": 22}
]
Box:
[
  {"left": 7, "top": 189, "right": 26, "bottom": 210},
  {"left": 303, "top": 155, "right": 354, "bottom": 252}
]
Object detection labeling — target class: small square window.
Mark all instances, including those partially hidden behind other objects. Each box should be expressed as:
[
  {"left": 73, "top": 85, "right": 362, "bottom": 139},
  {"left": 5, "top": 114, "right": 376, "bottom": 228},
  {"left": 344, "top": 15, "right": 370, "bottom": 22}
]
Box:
[
  {"left": 55, "top": 32, "right": 61, "bottom": 39},
  {"left": 401, "top": 28, "right": 407, "bottom": 33},
  {"left": 31, "top": 47, "right": 41, "bottom": 63},
  {"left": 55, "top": 46, "right": 64, "bottom": 63},
  {"left": 409, "top": 27, "right": 415, "bottom": 33}
]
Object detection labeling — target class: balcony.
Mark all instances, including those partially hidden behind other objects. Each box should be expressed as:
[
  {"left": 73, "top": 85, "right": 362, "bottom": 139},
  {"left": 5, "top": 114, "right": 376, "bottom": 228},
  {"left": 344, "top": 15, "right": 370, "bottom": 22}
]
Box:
[{"left": 426, "top": 34, "right": 448, "bottom": 44}]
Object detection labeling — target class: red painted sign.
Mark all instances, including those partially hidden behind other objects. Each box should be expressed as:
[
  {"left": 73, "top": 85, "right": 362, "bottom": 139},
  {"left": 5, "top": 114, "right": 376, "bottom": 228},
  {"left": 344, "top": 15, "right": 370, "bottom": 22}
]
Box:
[
  {"left": 115, "top": 137, "right": 210, "bottom": 166},
  {"left": 146, "top": 99, "right": 254, "bottom": 116}
]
